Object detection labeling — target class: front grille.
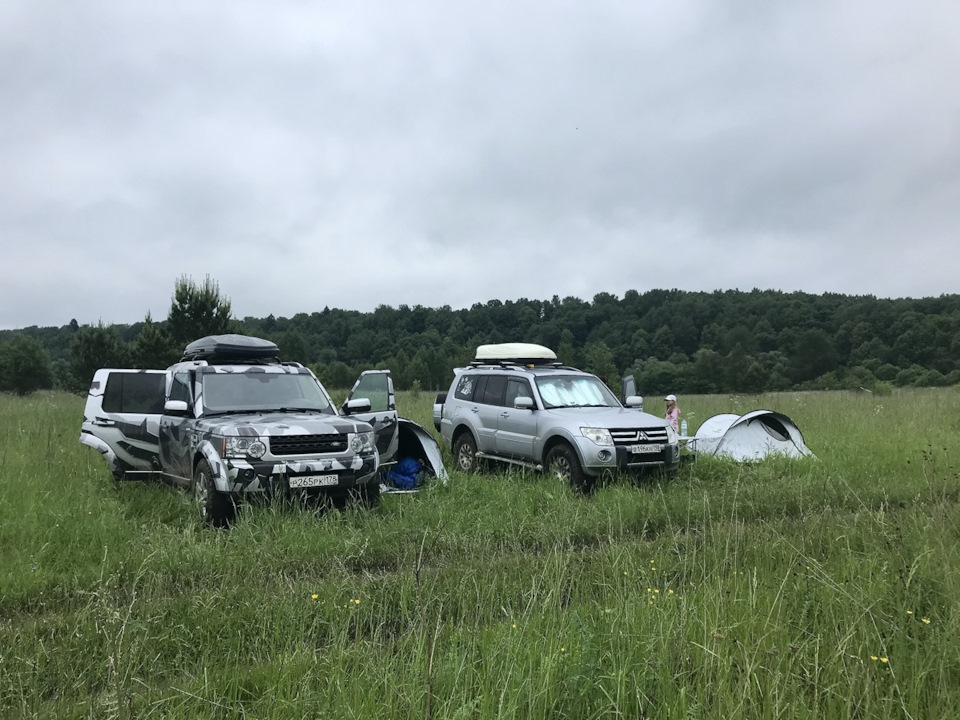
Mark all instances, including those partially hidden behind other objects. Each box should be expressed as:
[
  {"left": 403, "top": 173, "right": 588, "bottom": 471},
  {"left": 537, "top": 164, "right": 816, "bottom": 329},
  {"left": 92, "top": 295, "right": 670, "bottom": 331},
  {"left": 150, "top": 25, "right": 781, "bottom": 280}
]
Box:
[
  {"left": 610, "top": 427, "right": 669, "bottom": 445},
  {"left": 269, "top": 434, "right": 348, "bottom": 456}
]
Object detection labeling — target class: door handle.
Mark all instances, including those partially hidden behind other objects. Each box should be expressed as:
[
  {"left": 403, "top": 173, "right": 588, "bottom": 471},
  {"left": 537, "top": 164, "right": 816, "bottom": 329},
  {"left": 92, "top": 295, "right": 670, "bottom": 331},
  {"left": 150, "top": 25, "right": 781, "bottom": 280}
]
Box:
[{"left": 93, "top": 418, "right": 117, "bottom": 427}]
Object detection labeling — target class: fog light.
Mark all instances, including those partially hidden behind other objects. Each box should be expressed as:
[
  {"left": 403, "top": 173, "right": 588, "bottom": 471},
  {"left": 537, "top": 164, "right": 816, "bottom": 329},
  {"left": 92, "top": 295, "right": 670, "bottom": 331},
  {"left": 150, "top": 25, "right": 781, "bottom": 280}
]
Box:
[
  {"left": 243, "top": 469, "right": 255, "bottom": 480},
  {"left": 598, "top": 450, "right": 612, "bottom": 462}
]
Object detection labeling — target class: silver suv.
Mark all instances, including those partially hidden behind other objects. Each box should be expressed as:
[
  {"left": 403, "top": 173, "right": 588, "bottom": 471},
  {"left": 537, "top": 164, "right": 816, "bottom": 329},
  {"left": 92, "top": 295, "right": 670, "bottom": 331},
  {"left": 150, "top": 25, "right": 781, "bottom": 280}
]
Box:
[{"left": 435, "top": 343, "right": 679, "bottom": 492}]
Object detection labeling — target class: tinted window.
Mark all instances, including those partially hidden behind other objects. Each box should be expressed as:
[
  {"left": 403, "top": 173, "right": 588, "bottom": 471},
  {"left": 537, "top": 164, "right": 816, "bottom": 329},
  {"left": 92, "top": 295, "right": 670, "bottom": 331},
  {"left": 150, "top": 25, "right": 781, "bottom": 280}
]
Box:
[
  {"left": 102, "top": 372, "right": 165, "bottom": 414},
  {"left": 481, "top": 376, "right": 507, "bottom": 406},
  {"left": 170, "top": 372, "right": 192, "bottom": 406}
]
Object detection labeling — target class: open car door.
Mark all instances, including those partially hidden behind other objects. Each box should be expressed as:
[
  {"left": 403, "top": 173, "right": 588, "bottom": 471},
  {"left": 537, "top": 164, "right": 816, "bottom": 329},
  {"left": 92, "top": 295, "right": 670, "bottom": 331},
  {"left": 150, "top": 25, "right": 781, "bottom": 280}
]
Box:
[
  {"left": 343, "top": 370, "right": 399, "bottom": 464},
  {"left": 79, "top": 369, "right": 167, "bottom": 480}
]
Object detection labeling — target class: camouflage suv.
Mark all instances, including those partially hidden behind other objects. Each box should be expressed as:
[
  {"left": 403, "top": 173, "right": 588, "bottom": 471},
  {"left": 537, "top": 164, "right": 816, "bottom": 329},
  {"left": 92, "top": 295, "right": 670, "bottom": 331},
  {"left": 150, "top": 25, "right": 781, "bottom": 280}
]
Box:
[
  {"left": 80, "top": 335, "right": 410, "bottom": 526},
  {"left": 435, "top": 343, "right": 680, "bottom": 492}
]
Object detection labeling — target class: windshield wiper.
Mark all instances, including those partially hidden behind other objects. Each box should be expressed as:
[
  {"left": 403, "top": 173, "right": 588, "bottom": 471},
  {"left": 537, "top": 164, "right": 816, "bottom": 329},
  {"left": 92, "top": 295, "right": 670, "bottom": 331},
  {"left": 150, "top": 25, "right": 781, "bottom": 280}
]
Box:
[
  {"left": 272, "top": 407, "right": 327, "bottom": 414},
  {"left": 203, "top": 409, "right": 263, "bottom": 416}
]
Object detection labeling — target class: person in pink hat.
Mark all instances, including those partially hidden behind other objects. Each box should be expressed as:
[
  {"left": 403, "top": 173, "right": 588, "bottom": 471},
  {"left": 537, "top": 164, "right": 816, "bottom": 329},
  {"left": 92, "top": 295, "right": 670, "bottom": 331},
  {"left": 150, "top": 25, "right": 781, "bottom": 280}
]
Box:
[{"left": 664, "top": 394, "right": 681, "bottom": 433}]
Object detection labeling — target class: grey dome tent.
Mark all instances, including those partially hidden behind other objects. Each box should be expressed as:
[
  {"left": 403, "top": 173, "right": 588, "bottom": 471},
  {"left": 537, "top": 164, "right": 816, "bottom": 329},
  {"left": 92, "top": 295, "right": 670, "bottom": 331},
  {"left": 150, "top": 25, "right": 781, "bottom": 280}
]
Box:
[{"left": 688, "top": 410, "right": 814, "bottom": 461}]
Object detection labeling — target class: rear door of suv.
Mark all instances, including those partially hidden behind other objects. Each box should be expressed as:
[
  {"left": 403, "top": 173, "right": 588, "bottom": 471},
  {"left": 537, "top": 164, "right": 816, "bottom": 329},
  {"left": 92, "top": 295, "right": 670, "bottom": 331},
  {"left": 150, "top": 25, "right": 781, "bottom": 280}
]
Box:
[
  {"left": 472, "top": 374, "right": 505, "bottom": 453},
  {"left": 79, "top": 369, "right": 168, "bottom": 479}
]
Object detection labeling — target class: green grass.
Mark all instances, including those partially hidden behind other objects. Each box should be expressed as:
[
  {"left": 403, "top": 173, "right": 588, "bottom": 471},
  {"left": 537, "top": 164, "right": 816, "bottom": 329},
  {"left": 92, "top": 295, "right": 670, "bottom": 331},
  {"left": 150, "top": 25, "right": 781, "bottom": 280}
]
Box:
[{"left": 1, "top": 388, "right": 959, "bottom": 718}]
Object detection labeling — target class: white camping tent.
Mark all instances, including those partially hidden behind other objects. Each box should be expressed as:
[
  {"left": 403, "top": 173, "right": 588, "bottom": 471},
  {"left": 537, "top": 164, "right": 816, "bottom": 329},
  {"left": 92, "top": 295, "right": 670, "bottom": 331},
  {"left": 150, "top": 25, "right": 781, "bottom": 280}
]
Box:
[{"left": 688, "top": 410, "right": 814, "bottom": 461}]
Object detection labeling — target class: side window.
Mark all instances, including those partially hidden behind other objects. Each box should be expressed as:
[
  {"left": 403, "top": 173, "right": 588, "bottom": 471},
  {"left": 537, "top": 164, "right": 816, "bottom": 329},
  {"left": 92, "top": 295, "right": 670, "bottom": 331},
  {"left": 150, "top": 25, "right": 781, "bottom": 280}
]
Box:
[
  {"left": 481, "top": 375, "right": 507, "bottom": 406},
  {"left": 505, "top": 378, "right": 533, "bottom": 408},
  {"left": 102, "top": 372, "right": 165, "bottom": 414},
  {"left": 454, "top": 374, "right": 477, "bottom": 401},
  {"left": 350, "top": 372, "right": 392, "bottom": 412},
  {"left": 170, "top": 372, "right": 193, "bottom": 407}
]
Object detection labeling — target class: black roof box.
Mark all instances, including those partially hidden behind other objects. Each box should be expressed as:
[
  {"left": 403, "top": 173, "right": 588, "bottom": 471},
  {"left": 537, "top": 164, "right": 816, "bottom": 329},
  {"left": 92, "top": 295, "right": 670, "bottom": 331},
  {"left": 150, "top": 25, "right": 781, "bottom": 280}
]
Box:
[{"left": 181, "top": 334, "right": 279, "bottom": 363}]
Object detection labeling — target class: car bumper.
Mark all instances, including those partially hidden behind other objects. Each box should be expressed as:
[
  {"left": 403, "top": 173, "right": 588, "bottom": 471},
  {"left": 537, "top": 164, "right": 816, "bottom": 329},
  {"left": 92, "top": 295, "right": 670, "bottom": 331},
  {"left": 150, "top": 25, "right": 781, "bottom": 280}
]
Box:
[
  {"left": 576, "top": 439, "right": 681, "bottom": 475},
  {"left": 221, "top": 454, "right": 379, "bottom": 493}
]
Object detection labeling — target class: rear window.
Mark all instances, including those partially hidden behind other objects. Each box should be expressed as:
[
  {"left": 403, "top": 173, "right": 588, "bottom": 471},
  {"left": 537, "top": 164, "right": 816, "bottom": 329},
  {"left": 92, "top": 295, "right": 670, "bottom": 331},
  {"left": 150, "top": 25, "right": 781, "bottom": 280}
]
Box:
[
  {"left": 102, "top": 372, "right": 165, "bottom": 414},
  {"left": 454, "top": 374, "right": 477, "bottom": 401}
]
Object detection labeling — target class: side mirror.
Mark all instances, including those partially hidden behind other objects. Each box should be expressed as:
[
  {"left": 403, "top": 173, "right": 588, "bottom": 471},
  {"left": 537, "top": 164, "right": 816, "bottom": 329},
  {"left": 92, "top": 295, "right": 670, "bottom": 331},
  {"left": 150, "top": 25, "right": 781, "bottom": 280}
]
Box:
[
  {"left": 342, "top": 397, "right": 372, "bottom": 415},
  {"left": 164, "top": 399, "right": 189, "bottom": 415},
  {"left": 625, "top": 395, "right": 644, "bottom": 411},
  {"left": 514, "top": 396, "right": 535, "bottom": 410}
]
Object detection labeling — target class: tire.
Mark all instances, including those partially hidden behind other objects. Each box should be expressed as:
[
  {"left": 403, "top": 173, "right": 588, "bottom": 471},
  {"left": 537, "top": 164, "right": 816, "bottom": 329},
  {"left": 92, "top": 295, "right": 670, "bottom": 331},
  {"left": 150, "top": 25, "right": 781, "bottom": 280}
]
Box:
[
  {"left": 545, "top": 444, "right": 592, "bottom": 494},
  {"left": 193, "top": 459, "right": 236, "bottom": 528},
  {"left": 452, "top": 432, "right": 479, "bottom": 474}
]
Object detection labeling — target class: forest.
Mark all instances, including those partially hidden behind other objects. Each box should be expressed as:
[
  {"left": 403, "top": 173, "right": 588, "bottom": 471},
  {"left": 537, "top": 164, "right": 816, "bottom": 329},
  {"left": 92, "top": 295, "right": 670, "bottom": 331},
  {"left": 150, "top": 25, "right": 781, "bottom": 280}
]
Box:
[{"left": 2, "top": 282, "right": 959, "bottom": 396}]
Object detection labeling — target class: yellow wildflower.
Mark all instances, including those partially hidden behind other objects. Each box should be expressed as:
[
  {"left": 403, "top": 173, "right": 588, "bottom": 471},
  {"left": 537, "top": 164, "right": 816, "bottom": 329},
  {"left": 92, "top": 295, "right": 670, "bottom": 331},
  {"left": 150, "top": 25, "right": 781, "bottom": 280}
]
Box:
[
  {"left": 922, "top": 618, "right": 931, "bottom": 624},
  {"left": 906, "top": 610, "right": 914, "bottom": 615},
  {"left": 880, "top": 657, "right": 889, "bottom": 664},
  {"left": 870, "top": 656, "right": 878, "bottom": 661},
  {"left": 311, "top": 594, "right": 318, "bottom": 600}
]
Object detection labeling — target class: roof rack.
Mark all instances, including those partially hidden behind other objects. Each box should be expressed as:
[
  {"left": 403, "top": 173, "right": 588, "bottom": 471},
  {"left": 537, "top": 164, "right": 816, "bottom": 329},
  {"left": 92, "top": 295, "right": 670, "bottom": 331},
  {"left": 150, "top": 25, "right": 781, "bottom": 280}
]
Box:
[{"left": 180, "top": 334, "right": 281, "bottom": 364}]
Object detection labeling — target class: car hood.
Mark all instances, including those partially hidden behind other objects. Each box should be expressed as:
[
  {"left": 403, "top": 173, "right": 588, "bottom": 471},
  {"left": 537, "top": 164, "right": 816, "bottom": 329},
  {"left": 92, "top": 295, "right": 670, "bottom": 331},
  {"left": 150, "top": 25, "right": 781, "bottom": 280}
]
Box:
[
  {"left": 194, "top": 412, "right": 373, "bottom": 436},
  {"left": 542, "top": 406, "right": 669, "bottom": 429}
]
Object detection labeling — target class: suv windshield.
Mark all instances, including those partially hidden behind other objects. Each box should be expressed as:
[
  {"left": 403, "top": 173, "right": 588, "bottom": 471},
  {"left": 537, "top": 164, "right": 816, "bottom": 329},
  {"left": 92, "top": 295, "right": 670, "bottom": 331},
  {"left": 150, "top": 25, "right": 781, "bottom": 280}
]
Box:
[
  {"left": 201, "top": 372, "right": 334, "bottom": 415},
  {"left": 536, "top": 375, "right": 620, "bottom": 409}
]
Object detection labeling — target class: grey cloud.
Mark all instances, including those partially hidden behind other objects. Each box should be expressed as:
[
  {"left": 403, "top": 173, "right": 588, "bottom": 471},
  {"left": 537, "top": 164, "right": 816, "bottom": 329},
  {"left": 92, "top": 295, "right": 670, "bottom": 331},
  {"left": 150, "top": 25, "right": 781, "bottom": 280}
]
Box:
[{"left": 1, "top": 0, "right": 958, "bottom": 329}]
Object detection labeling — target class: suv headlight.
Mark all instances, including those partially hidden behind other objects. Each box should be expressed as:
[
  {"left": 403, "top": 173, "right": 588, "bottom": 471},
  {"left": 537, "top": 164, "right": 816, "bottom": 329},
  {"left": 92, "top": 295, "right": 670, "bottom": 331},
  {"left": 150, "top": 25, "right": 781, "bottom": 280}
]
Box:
[
  {"left": 350, "top": 431, "right": 374, "bottom": 453},
  {"left": 581, "top": 427, "right": 614, "bottom": 446},
  {"left": 222, "top": 436, "right": 267, "bottom": 459},
  {"left": 665, "top": 425, "right": 678, "bottom": 444}
]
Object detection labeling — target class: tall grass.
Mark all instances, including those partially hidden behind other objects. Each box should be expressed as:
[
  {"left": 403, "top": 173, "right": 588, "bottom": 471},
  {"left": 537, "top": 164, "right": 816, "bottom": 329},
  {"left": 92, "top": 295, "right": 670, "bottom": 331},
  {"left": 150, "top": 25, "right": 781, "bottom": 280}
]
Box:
[{"left": 1, "top": 388, "right": 958, "bottom": 718}]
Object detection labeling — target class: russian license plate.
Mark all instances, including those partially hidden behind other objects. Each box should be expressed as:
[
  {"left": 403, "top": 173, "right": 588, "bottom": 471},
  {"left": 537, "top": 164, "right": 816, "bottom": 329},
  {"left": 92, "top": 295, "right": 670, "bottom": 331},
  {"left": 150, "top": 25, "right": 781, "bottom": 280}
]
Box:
[
  {"left": 289, "top": 474, "right": 339, "bottom": 488},
  {"left": 629, "top": 444, "right": 663, "bottom": 454}
]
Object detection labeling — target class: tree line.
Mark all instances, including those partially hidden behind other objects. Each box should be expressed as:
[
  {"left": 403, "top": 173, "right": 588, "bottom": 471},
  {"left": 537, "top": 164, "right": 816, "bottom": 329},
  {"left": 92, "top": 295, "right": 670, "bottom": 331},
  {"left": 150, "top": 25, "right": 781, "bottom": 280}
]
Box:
[{"left": 2, "top": 277, "right": 959, "bottom": 397}]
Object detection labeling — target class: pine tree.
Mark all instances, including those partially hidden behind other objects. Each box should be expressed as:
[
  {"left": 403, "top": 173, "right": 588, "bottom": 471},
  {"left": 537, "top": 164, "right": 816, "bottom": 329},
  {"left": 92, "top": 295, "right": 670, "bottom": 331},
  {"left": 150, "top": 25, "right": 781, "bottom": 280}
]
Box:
[{"left": 166, "top": 275, "right": 233, "bottom": 348}]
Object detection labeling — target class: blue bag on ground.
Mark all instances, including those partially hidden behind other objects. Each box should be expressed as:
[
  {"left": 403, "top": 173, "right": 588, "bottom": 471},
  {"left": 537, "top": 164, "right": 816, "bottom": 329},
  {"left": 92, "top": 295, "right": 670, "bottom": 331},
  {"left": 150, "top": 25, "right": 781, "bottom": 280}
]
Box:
[{"left": 386, "top": 457, "right": 422, "bottom": 490}]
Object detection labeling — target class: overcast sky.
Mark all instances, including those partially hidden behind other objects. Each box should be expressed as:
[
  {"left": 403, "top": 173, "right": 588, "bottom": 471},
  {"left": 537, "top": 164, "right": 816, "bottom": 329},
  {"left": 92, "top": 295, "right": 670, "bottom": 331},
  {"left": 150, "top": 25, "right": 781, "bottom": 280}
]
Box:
[{"left": 2, "top": 1, "right": 958, "bottom": 330}]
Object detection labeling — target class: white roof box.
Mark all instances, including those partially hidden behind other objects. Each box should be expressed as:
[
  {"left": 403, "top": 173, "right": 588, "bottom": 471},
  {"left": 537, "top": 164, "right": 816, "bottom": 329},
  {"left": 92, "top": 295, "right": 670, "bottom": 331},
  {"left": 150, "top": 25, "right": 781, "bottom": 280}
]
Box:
[{"left": 474, "top": 343, "right": 557, "bottom": 364}]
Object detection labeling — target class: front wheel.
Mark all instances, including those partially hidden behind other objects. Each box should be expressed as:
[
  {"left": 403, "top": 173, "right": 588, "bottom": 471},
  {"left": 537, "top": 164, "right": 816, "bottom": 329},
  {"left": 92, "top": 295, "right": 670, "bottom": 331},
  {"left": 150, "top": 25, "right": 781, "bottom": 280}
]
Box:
[
  {"left": 545, "top": 444, "right": 592, "bottom": 494},
  {"left": 452, "top": 432, "right": 479, "bottom": 474},
  {"left": 193, "top": 459, "right": 236, "bottom": 528}
]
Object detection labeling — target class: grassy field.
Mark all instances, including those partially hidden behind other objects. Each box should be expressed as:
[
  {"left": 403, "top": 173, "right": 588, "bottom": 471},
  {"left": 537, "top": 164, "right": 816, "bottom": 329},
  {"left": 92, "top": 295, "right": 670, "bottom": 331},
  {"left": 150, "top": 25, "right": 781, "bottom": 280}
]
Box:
[{"left": 1, "top": 388, "right": 959, "bottom": 719}]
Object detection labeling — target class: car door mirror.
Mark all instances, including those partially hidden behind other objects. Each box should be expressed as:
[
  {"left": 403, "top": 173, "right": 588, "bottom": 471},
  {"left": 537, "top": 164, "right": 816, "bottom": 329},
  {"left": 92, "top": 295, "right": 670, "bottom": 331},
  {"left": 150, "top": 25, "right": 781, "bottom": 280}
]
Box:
[
  {"left": 514, "top": 396, "right": 535, "bottom": 410},
  {"left": 342, "top": 397, "right": 372, "bottom": 415},
  {"left": 164, "top": 399, "right": 189, "bottom": 415},
  {"left": 624, "top": 395, "right": 644, "bottom": 410}
]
